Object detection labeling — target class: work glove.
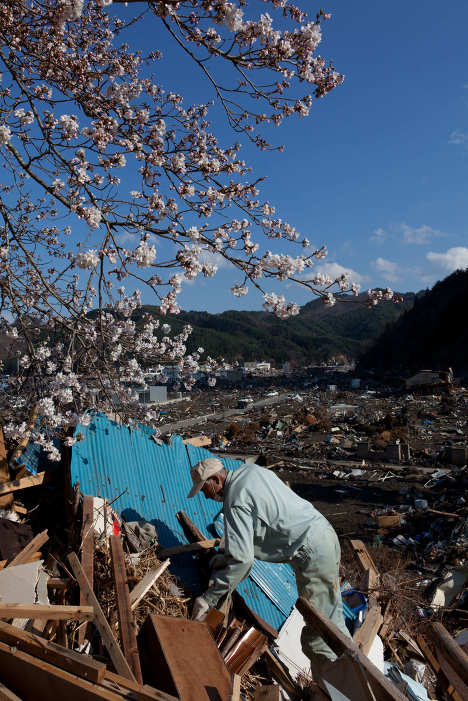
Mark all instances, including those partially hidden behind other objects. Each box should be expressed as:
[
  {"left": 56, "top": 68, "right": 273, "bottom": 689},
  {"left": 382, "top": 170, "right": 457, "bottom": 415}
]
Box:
[{"left": 191, "top": 595, "right": 210, "bottom": 621}]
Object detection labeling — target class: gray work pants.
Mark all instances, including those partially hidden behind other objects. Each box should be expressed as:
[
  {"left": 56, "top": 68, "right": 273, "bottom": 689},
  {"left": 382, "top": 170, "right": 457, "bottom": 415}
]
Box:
[{"left": 291, "top": 524, "right": 351, "bottom": 680}]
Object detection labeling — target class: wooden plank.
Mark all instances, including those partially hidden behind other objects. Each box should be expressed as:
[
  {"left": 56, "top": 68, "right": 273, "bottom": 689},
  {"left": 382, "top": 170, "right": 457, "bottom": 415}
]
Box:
[
  {"left": 78, "top": 494, "right": 95, "bottom": 647},
  {"left": 12, "top": 502, "right": 27, "bottom": 515},
  {"left": 350, "top": 540, "right": 379, "bottom": 577},
  {"left": 262, "top": 649, "right": 300, "bottom": 699},
  {"left": 0, "top": 472, "right": 45, "bottom": 496},
  {"left": 129, "top": 559, "right": 170, "bottom": 610},
  {"left": 417, "top": 635, "right": 463, "bottom": 701},
  {"left": 183, "top": 436, "right": 212, "bottom": 447},
  {"left": 0, "top": 638, "right": 129, "bottom": 701},
  {"left": 426, "top": 622, "right": 468, "bottom": 685},
  {"left": 398, "top": 630, "right": 424, "bottom": 658},
  {"left": 0, "top": 604, "right": 94, "bottom": 621},
  {"left": 110, "top": 535, "right": 142, "bottom": 684},
  {"left": 0, "top": 679, "right": 22, "bottom": 701},
  {"left": 68, "top": 551, "right": 136, "bottom": 683},
  {"left": 0, "top": 428, "right": 13, "bottom": 509},
  {"left": 0, "top": 620, "right": 106, "bottom": 683},
  {"left": 228, "top": 674, "right": 241, "bottom": 701},
  {"left": 176, "top": 510, "right": 206, "bottom": 543},
  {"left": 158, "top": 539, "right": 219, "bottom": 558},
  {"left": 353, "top": 606, "right": 383, "bottom": 656},
  {"left": 296, "top": 597, "right": 407, "bottom": 701},
  {"left": 436, "top": 649, "right": 468, "bottom": 701},
  {"left": 7, "top": 529, "right": 48, "bottom": 567}
]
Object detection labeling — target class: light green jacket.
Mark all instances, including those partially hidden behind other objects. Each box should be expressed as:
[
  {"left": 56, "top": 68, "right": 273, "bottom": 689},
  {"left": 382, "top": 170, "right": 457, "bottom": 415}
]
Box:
[{"left": 203, "top": 463, "right": 330, "bottom": 607}]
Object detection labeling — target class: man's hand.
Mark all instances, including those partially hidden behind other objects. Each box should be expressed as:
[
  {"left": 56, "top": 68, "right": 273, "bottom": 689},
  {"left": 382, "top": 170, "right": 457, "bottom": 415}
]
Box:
[{"left": 191, "top": 595, "right": 210, "bottom": 621}]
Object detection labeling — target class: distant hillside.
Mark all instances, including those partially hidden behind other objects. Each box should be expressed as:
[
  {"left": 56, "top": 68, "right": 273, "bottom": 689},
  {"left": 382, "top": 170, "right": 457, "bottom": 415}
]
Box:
[
  {"left": 133, "top": 291, "right": 414, "bottom": 365},
  {"left": 358, "top": 269, "right": 468, "bottom": 375}
]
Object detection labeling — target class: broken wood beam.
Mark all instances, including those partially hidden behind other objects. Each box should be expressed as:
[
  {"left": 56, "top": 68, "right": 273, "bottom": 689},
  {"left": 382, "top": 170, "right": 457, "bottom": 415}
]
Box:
[
  {"left": 0, "top": 604, "right": 94, "bottom": 621},
  {"left": 353, "top": 605, "right": 383, "bottom": 656},
  {"left": 0, "top": 471, "right": 45, "bottom": 496},
  {"left": 67, "top": 551, "right": 136, "bottom": 683},
  {"left": 7, "top": 529, "right": 48, "bottom": 567},
  {"left": 350, "top": 540, "right": 379, "bottom": 578},
  {"left": 176, "top": 510, "right": 206, "bottom": 543},
  {"left": 0, "top": 679, "right": 22, "bottom": 701},
  {"left": 129, "top": 559, "right": 170, "bottom": 610},
  {"left": 0, "top": 620, "right": 106, "bottom": 683},
  {"left": 296, "top": 597, "right": 407, "bottom": 701},
  {"left": 417, "top": 634, "right": 463, "bottom": 701},
  {"left": 425, "top": 622, "right": 468, "bottom": 693},
  {"left": 110, "top": 535, "right": 143, "bottom": 684},
  {"left": 158, "top": 539, "right": 219, "bottom": 558},
  {"left": 262, "top": 649, "right": 300, "bottom": 699}
]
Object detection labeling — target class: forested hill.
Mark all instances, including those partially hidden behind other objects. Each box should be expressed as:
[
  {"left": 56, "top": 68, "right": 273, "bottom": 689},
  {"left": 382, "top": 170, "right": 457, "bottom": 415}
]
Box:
[
  {"left": 133, "top": 292, "right": 414, "bottom": 365},
  {"left": 358, "top": 269, "right": 468, "bottom": 374}
]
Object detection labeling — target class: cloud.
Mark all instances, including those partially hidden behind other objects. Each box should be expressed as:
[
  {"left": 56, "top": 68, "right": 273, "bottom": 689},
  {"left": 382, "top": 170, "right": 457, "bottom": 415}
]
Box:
[
  {"left": 401, "top": 223, "right": 442, "bottom": 245},
  {"left": 370, "top": 227, "right": 387, "bottom": 244},
  {"left": 370, "top": 222, "right": 443, "bottom": 245},
  {"left": 426, "top": 247, "right": 468, "bottom": 272},
  {"left": 314, "top": 261, "right": 368, "bottom": 284},
  {"left": 449, "top": 129, "right": 468, "bottom": 145},
  {"left": 374, "top": 257, "right": 400, "bottom": 283}
]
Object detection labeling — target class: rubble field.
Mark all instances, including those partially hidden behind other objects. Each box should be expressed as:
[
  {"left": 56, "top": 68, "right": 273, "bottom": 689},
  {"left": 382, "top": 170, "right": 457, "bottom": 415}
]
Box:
[{"left": 0, "top": 382, "right": 466, "bottom": 700}]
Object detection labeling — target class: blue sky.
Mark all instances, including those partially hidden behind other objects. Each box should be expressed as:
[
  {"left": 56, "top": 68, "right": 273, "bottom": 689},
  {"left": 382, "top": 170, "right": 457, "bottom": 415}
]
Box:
[{"left": 113, "top": 0, "right": 468, "bottom": 312}]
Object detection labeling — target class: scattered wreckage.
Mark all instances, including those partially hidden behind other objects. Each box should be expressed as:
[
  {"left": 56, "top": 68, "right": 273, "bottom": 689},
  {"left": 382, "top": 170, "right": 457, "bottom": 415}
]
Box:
[{"left": 0, "top": 386, "right": 466, "bottom": 700}]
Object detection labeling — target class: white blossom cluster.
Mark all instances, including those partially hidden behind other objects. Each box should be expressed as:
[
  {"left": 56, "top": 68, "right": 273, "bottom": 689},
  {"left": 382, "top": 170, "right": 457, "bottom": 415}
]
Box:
[{"left": 0, "top": 0, "right": 390, "bottom": 461}]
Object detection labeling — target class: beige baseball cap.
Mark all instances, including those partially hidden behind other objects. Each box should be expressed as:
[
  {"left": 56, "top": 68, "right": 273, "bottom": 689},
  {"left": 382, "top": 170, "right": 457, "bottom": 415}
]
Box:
[{"left": 187, "top": 457, "right": 224, "bottom": 498}]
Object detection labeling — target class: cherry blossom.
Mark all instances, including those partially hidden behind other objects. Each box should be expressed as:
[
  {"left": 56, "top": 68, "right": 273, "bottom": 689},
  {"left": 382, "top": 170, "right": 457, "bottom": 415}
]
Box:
[{"left": 0, "top": 0, "right": 390, "bottom": 461}]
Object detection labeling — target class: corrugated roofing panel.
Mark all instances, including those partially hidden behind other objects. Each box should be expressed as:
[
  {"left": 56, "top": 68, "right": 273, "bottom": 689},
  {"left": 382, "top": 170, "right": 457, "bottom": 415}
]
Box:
[{"left": 70, "top": 414, "right": 295, "bottom": 630}]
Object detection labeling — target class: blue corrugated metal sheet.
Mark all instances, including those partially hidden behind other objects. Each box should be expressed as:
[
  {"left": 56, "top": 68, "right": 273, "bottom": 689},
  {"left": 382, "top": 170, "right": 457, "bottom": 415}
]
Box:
[{"left": 70, "top": 413, "right": 295, "bottom": 631}]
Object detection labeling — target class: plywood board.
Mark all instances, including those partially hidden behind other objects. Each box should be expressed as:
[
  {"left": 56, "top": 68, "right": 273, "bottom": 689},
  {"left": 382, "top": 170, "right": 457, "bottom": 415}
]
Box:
[{"left": 138, "top": 614, "right": 232, "bottom": 701}]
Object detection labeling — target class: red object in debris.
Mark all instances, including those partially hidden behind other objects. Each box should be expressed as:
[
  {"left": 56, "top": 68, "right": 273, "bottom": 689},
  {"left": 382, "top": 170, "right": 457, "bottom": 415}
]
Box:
[{"left": 112, "top": 516, "right": 120, "bottom": 535}]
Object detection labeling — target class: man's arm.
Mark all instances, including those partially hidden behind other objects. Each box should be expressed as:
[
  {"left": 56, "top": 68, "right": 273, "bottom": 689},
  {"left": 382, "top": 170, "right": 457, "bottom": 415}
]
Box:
[{"left": 203, "top": 504, "right": 255, "bottom": 608}]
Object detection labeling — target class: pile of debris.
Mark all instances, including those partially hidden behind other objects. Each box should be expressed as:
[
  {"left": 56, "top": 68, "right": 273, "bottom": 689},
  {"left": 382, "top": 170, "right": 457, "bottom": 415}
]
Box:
[{"left": 0, "top": 409, "right": 466, "bottom": 701}]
